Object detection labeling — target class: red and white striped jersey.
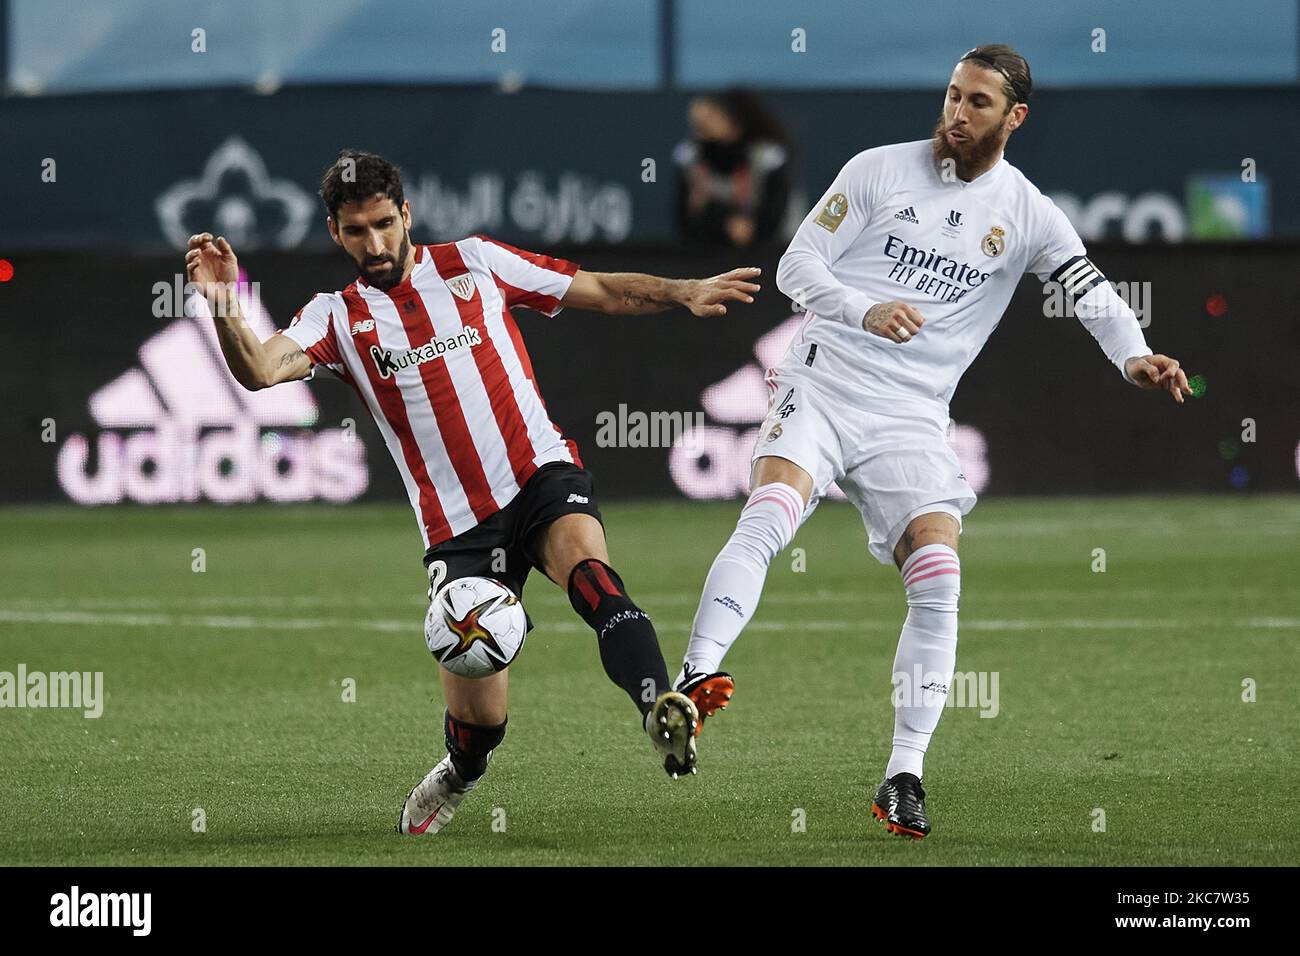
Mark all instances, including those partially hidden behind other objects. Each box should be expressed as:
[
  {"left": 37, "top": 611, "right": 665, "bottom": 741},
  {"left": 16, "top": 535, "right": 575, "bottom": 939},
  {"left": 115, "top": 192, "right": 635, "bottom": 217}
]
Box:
[{"left": 282, "top": 236, "right": 582, "bottom": 550}]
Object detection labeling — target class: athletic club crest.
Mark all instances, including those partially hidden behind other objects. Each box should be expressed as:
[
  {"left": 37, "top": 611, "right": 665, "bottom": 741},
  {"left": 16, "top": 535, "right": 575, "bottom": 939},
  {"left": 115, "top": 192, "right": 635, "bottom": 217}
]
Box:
[
  {"left": 981, "top": 226, "right": 1006, "bottom": 257},
  {"left": 445, "top": 273, "right": 476, "bottom": 301}
]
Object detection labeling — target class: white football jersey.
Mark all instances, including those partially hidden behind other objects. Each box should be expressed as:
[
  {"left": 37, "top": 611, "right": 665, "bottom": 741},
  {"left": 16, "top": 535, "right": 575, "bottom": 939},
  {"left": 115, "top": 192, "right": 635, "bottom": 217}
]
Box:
[{"left": 774, "top": 139, "right": 1152, "bottom": 425}]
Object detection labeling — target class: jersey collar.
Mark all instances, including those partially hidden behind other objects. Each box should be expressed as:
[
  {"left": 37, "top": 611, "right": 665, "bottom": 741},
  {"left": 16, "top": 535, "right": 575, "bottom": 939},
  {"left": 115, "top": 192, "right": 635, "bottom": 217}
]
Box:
[{"left": 935, "top": 150, "right": 1007, "bottom": 191}]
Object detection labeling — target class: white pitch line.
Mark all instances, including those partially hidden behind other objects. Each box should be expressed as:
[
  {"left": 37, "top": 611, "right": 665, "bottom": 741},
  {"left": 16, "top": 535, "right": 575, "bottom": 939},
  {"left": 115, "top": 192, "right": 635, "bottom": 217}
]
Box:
[
  {"left": 0, "top": 585, "right": 1287, "bottom": 612},
  {"left": 0, "top": 608, "right": 410, "bottom": 633},
  {"left": 0, "top": 609, "right": 1295, "bottom": 635}
]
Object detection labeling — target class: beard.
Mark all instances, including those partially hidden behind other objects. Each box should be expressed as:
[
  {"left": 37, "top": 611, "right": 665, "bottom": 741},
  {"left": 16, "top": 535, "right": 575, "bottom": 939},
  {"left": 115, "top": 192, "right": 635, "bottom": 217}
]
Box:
[
  {"left": 351, "top": 231, "right": 410, "bottom": 291},
  {"left": 931, "top": 113, "right": 1006, "bottom": 181}
]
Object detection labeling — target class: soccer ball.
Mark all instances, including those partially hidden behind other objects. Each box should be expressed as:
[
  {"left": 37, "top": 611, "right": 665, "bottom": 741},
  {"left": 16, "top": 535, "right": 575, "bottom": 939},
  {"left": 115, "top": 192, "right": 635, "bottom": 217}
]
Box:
[{"left": 425, "top": 577, "right": 527, "bottom": 678}]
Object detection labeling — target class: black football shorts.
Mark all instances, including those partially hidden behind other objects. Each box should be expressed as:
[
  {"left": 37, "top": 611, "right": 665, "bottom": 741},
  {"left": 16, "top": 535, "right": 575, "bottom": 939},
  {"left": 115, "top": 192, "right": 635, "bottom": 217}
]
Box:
[{"left": 422, "top": 462, "right": 604, "bottom": 627}]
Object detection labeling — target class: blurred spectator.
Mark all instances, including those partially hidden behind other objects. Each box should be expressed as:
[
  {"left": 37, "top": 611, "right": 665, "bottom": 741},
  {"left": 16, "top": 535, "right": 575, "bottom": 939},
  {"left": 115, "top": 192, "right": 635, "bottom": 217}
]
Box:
[{"left": 673, "top": 90, "right": 792, "bottom": 249}]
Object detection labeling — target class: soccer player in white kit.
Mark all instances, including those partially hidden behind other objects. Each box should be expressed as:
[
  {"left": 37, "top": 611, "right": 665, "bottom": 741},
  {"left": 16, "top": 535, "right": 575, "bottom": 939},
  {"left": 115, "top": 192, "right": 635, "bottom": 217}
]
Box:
[{"left": 673, "top": 45, "right": 1193, "bottom": 839}]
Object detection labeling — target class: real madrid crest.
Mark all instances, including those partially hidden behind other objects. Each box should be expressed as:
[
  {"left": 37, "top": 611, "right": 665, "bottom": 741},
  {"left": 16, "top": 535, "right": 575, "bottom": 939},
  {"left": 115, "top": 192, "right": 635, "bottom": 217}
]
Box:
[
  {"left": 981, "top": 226, "right": 1006, "bottom": 258},
  {"left": 766, "top": 423, "right": 783, "bottom": 443}
]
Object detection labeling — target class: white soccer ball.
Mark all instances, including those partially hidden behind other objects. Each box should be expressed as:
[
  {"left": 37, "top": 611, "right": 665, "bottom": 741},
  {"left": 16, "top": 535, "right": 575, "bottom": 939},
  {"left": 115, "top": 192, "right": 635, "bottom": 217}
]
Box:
[{"left": 425, "top": 577, "right": 527, "bottom": 678}]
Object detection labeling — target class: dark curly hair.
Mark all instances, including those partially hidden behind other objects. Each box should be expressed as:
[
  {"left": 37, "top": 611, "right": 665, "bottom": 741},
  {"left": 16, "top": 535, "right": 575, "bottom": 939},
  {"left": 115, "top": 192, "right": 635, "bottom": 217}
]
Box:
[{"left": 318, "top": 149, "right": 405, "bottom": 219}]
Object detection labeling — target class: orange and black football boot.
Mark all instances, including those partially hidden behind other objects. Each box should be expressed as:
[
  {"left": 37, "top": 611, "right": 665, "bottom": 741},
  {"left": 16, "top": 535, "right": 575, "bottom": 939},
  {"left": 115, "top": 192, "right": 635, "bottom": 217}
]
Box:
[
  {"left": 870, "top": 772, "right": 931, "bottom": 839},
  {"left": 676, "top": 664, "right": 734, "bottom": 738}
]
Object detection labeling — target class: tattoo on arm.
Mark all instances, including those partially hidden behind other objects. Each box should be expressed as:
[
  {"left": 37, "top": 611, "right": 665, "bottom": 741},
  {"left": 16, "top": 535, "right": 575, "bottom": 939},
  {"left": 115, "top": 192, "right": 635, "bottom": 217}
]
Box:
[
  {"left": 621, "top": 290, "right": 672, "bottom": 311},
  {"left": 277, "top": 347, "right": 304, "bottom": 369},
  {"left": 614, "top": 274, "right": 681, "bottom": 314}
]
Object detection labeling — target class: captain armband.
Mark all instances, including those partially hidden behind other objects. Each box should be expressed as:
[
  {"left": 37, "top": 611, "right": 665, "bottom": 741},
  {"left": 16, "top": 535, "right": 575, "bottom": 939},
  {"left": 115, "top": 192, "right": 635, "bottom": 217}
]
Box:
[{"left": 1047, "top": 255, "right": 1107, "bottom": 304}]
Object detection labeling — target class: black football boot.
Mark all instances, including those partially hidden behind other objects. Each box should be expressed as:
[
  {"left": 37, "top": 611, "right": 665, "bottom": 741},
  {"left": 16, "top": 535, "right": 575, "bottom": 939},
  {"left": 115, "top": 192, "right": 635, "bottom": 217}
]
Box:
[{"left": 870, "top": 772, "right": 931, "bottom": 839}]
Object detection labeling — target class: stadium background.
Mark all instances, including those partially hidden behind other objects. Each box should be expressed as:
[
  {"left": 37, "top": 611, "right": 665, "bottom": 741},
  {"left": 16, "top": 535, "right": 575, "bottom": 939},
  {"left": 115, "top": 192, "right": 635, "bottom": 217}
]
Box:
[
  {"left": 1, "top": 0, "right": 1297, "bottom": 507},
  {"left": 1, "top": 0, "right": 1299, "bottom": 874}
]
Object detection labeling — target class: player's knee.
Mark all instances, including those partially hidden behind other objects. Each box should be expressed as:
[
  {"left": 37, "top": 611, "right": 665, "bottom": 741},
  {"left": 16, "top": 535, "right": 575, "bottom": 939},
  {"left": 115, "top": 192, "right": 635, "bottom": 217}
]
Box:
[
  {"left": 900, "top": 543, "right": 961, "bottom": 612},
  {"left": 894, "top": 513, "right": 960, "bottom": 568}
]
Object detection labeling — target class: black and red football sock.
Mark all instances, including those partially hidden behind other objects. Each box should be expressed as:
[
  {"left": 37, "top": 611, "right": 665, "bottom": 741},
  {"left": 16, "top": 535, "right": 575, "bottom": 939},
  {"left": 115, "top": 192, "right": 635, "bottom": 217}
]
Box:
[
  {"left": 443, "top": 711, "right": 507, "bottom": 783},
  {"left": 567, "top": 558, "right": 671, "bottom": 719}
]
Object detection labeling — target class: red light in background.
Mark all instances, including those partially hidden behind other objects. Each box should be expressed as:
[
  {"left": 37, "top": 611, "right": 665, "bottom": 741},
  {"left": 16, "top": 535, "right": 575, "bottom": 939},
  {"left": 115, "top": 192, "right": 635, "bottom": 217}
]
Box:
[
  {"left": 0, "top": 259, "right": 13, "bottom": 282},
  {"left": 1205, "top": 293, "right": 1227, "bottom": 317}
]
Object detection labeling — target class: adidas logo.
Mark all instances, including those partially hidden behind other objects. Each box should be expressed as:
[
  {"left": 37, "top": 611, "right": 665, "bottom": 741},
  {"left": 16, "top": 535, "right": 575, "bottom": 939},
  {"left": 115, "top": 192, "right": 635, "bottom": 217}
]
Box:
[
  {"left": 894, "top": 206, "right": 920, "bottom": 224},
  {"left": 566, "top": 493, "right": 589, "bottom": 504},
  {"left": 667, "top": 314, "right": 989, "bottom": 500},
  {"left": 56, "top": 268, "right": 370, "bottom": 505}
]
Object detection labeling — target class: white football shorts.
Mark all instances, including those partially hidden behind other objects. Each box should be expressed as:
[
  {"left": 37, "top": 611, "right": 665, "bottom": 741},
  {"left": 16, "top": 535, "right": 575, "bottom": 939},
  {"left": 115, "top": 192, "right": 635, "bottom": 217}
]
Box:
[{"left": 752, "top": 371, "right": 977, "bottom": 566}]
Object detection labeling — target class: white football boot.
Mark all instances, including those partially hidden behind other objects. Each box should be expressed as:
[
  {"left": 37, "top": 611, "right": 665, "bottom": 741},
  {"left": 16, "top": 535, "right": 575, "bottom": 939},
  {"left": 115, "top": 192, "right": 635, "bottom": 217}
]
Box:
[
  {"left": 398, "top": 755, "right": 478, "bottom": 835},
  {"left": 646, "top": 691, "right": 699, "bottom": 778}
]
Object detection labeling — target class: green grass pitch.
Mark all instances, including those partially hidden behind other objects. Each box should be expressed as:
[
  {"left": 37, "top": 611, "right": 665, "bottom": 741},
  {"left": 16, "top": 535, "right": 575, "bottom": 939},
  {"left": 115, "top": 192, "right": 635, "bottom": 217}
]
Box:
[{"left": 0, "top": 496, "right": 1296, "bottom": 866}]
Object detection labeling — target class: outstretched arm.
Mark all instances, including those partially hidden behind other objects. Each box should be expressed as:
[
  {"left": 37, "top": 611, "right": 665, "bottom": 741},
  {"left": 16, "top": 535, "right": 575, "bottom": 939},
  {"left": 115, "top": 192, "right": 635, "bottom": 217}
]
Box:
[
  {"left": 561, "top": 267, "right": 761, "bottom": 317},
  {"left": 1057, "top": 262, "right": 1191, "bottom": 404},
  {"left": 1030, "top": 203, "right": 1192, "bottom": 404},
  {"left": 185, "top": 232, "right": 310, "bottom": 390}
]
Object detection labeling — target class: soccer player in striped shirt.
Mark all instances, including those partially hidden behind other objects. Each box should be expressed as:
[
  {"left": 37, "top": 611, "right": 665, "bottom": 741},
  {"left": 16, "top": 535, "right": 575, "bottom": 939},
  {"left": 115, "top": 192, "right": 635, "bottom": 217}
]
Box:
[
  {"left": 184, "top": 149, "right": 761, "bottom": 835},
  {"left": 674, "top": 45, "right": 1193, "bottom": 839}
]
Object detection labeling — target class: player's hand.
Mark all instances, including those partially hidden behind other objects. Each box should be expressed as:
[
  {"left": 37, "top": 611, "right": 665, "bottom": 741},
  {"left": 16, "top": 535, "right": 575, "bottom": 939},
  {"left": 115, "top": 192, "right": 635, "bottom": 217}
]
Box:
[
  {"left": 1125, "top": 354, "right": 1192, "bottom": 404},
  {"left": 184, "top": 233, "right": 239, "bottom": 298},
  {"left": 683, "top": 267, "right": 762, "bottom": 316},
  {"left": 864, "top": 300, "right": 924, "bottom": 343}
]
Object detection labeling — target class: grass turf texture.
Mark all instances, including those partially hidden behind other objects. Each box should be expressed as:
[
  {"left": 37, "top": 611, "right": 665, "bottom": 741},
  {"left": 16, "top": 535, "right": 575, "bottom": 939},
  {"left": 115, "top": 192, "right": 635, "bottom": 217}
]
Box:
[{"left": 0, "top": 496, "right": 1296, "bottom": 867}]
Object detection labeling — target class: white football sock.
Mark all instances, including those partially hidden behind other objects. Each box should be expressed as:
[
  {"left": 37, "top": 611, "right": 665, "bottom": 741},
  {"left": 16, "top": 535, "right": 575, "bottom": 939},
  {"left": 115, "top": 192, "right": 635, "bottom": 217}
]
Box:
[
  {"left": 885, "top": 543, "right": 961, "bottom": 781},
  {"left": 676, "top": 482, "right": 805, "bottom": 685}
]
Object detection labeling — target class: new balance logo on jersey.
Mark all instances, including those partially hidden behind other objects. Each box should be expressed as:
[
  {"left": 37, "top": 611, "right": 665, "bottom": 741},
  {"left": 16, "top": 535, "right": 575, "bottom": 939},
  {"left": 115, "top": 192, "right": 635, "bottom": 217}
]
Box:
[
  {"left": 894, "top": 206, "right": 920, "bottom": 224},
  {"left": 566, "top": 493, "right": 589, "bottom": 504},
  {"left": 351, "top": 319, "right": 375, "bottom": 335},
  {"left": 370, "top": 326, "right": 484, "bottom": 379}
]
